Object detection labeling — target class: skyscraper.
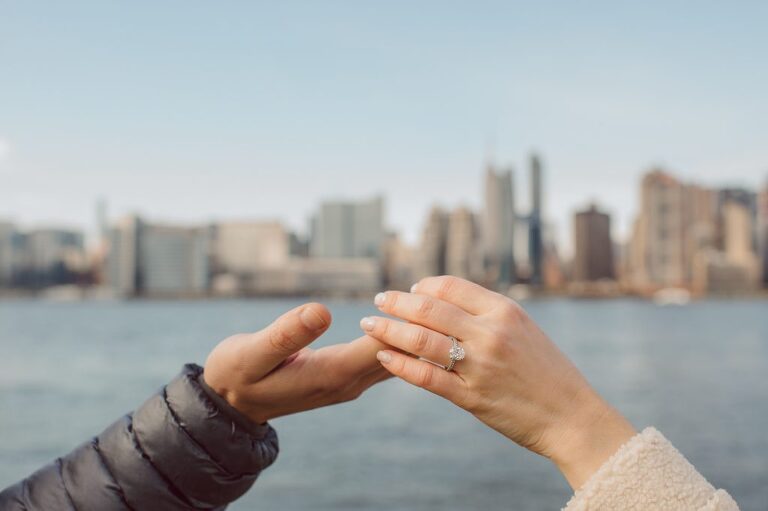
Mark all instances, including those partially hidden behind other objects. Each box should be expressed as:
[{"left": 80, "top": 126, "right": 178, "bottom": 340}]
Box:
[
  {"left": 416, "top": 205, "right": 449, "bottom": 278},
  {"left": 528, "top": 153, "right": 544, "bottom": 286},
  {"left": 212, "top": 221, "right": 290, "bottom": 274},
  {"left": 573, "top": 204, "right": 615, "bottom": 282},
  {"left": 483, "top": 165, "right": 516, "bottom": 287},
  {"left": 107, "top": 216, "right": 209, "bottom": 297},
  {"left": 0, "top": 221, "right": 16, "bottom": 286},
  {"left": 310, "top": 196, "right": 385, "bottom": 259},
  {"left": 759, "top": 181, "right": 768, "bottom": 286},
  {"left": 628, "top": 170, "right": 687, "bottom": 289},
  {"left": 446, "top": 206, "right": 481, "bottom": 281}
]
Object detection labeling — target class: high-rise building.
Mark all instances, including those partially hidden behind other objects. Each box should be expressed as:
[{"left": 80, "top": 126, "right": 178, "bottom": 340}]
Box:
[
  {"left": 0, "top": 221, "right": 16, "bottom": 286},
  {"left": 446, "top": 206, "right": 481, "bottom": 281},
  {"left": 25, "top": 229, "right": 85, "bottom": 273},
  {"left": 416, "top": 206, "right": 449, "bottom": 279},
  {"left": 682, "top": 184, "right": 717, "bottom": 284},
  {"left": 310, "top": 196, "right": 385, "bottom": 259},
  {"left": 0, "top": 223, "right": 86, "bottom": 288},
  {"left": 483, "top": 165, "right": 516, "bottom": 287},
  {"left": 108, "top": 215, "right": 141, "bottom": 296},
  {"left": 693, "top": 200, "right": 761, "bottom": 294},
  {"left": 383, "top": 232, "right": 415, "bottom": 290},
  {"left": 513, "top": 214, "right": 531, "bottom": 280},
  {"left": 628, "top": 170, "right": 688, "bottom": 289},
  {"left": 212, "top": 221, "right": 290, "bottom": 274},
  {"left": 140, "top": 224, "right": 208, "bottom": 296},
  {"left": 107, "top": 216, "right": 208, "bottom": 297},
  {"left": 573, "top": 204, "right": 615, "bottom": 282},
  {"left": 759, "top": 181, "right": 768, "bottom": 286},
  {"left": 716, "top": 188, "right": 758, "bottom": 252},
  {"left": 528, "top": 153, "right": 544, "bottom": 286}
]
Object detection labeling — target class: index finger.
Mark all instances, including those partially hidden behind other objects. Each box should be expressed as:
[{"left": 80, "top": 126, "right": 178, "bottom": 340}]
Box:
[
  {"left": 411, "top": 275, "right": 508, "bottom": 315},
  {"left": 374, "top": 290, "right": 485, "bottom": 341}
]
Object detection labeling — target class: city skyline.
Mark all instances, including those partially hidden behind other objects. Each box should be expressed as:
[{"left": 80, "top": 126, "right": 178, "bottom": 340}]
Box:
[
  {"left": 2, "top": 161, "right": 767, "bottom": 298},
  {"left": 2, "top": 2, "right": 768, "bottom": 252},
  {"left": 2, "top": 159, "right": 766, "bottom": 257}
]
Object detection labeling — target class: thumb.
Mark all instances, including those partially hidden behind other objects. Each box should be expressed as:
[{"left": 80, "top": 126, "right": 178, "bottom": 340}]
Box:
[{"left": 241, "top": 303, "right": 331, "bottom": 378}]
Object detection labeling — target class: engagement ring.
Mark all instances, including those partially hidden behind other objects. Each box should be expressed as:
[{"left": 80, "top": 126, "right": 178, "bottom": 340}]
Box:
[{"left": 446, "top": 336, "right": 465, "bottom": 372}]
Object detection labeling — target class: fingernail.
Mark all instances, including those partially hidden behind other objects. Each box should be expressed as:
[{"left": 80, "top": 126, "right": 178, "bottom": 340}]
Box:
[
  {"left": 410, "top": 283, "right": 418, "bottom": 293},
  {"left": 300, "top": 307, "right": 327, "bottom": 330},
  {"left": 360, "top": 316, "right": 376, "bottom": 331},
  {"left": 377, "top": 351, "right": 392, "bottom": 364},
  {"left": 374, "top": 292, "right": 387, "bottom": 307}
]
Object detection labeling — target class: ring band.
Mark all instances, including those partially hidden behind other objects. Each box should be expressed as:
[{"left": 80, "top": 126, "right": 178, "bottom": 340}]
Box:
[{"left": 446, "top": 336, "right": 465, "bottom": 372}]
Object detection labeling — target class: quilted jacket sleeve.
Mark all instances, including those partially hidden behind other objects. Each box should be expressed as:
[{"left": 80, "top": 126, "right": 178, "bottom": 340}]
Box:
[
  {"left": 563, "top": 427, "right": 739, "bottom": 511},
  {"left": 0, "top": 364, "right": 279, "bottom": 510}
]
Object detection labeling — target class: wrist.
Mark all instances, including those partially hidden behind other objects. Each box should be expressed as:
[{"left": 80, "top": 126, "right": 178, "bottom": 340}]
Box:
[
  {"left": 548, "top": 395, "right": 637, "bottom": 490},
  {"left": 201, "top": 370, "right": 269, "bottom": 425},
  {"left": 198, "top": 371, "right": 272, "bottom": 435}
]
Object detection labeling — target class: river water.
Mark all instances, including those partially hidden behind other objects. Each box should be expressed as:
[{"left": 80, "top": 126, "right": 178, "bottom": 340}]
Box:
[{"left": 1, "top": 298, "right": 766, "bottom": 510}]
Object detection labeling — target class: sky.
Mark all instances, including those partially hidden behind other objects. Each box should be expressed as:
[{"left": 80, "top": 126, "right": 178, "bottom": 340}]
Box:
[{"left": 2, "top": 1, "right": 767, "bottom": 254}]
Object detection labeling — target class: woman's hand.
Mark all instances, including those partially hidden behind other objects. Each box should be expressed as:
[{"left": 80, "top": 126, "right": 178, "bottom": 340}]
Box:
[
  {"left": 360, "top": 276, "right": 636, "bottom": 490},
  {"left": 204, "top": 303, "right": 390, "bottom": 425}
]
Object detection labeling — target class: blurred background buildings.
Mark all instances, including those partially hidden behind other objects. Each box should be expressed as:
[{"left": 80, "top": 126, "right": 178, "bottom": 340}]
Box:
[{"left": 1, "top": 156, "right": 767, "bottom": 300}]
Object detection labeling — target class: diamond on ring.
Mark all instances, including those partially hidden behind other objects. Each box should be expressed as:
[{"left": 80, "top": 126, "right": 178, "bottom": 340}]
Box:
[{"left": 446, "top": 336, "right": 465, "bottom": 372}]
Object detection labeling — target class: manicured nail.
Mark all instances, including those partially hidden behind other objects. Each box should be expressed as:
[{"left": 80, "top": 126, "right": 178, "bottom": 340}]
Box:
[
  {"left": 410, "top": 283, "right": 419, "bottom": 293},
  {"left": 360, "top": 316, "right": 376, "bottom": 331},
  {"left": 374, "top": 292, "right": 387, "bottom": 307},
  {"left": 376, "top": 351, "right": 392, "bottom": 364},
  {"left": 300, "top": 306, "right": 327, "bottom": 330}
]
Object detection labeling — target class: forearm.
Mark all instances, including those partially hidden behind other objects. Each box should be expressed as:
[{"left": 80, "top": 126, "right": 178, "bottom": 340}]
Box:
[{"left": 0, "top": 364, "right": 279, "bottom": 511}]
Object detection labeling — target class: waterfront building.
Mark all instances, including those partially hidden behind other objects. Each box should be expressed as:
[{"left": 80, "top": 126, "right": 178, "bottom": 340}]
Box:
[
  {"left": 573, "top": 204, "right": 615, "bottom": 282},
  {"left": 214, "top": 257, "right": 381, "bottom": 297},
  {"left": 382, "top": 232, "right": 415, "bottom": 290},
  {"left": 108, "top": 216, "right": 208, "bottom": 297},
  {"left": 0, "top": 221, "right": 18, "bottom": 286},
  {"left": 513, "top": 214, "right": 531, "bottom": 280},
  {"left": 309, "top": 196, "right": 385, "bottom": 259},
  {"left": 25, "top": 229, "right": 85, "bottom": 274},
  {"left": 714, "top": 188, "right": 756, "bottom": 251},
  {"left": 528, "top": 153, "right": 544, "bottom": 286},
  {"left": 446, "top": 206, "right": 481, "bottom": 281},
  {"left": 212, "top": 221, "right": 290, "bottom": 274},
  {"left": 482, "top": 165, "right": 516, "bottom": 287},
  {"left": 759, "top": 181, "right": 768, "bottom": 286},
  {"left": 1, "top": 227, "right": 87, "bottom": 288},
  {"left": 693, "top": 202, "right": 760, "bottom": 294},
  {"left": 627, "top": 170, "right": 688, "bottom": 290},
  {"left": 416, "top": 205, "right": 449, "bottom": 279}
]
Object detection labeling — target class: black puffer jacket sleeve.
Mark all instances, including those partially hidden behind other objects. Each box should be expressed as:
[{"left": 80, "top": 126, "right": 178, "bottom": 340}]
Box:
[{"left": 0, "top": 364, "right": 279, "bottom": 510}]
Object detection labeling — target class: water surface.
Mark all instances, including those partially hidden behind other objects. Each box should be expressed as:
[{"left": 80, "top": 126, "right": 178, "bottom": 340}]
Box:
[{"left": 1, "top": 299, "right": 766, "bottom": 510}]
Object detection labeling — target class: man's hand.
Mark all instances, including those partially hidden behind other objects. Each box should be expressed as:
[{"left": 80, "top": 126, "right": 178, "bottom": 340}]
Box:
[{"left": 203, "top": 302, "right": 390, "bottom": 424}]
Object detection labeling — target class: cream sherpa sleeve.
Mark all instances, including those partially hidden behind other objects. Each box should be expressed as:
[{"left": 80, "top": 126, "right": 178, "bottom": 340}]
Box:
[{"left": 563, "top": 427, "right": 739, "bottom": 511}]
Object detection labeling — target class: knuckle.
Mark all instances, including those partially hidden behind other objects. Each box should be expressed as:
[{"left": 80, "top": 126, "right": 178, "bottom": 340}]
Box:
[
  {"left": 384, "top": 291, "right": 399, "bottom": 312},
  {"left": 435, "top": 276, "right": 458, "bottom": 300},
  {"left": 489, "top": 326, "right": 509, "bottom": 346},
  {"left": 377, "top": 318, "right": 392, "bottom": 338},
  {"left": 506, "top": 301, "right": 527, "bottom": 321},
  {"left": 415, "top": 364, "right": 435, "bottom": 388},
  {"left": 392, "top": 355, "right": 408, "bottom": 374},
  {"left": 415, "top": 297, "right": 436, "bottom": 320},
  {"left": 268, "top": 326, "right": 298, "bottom": 354},
  {"left": 410, "top": 328, "right": 431, "bottom": 353}
]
